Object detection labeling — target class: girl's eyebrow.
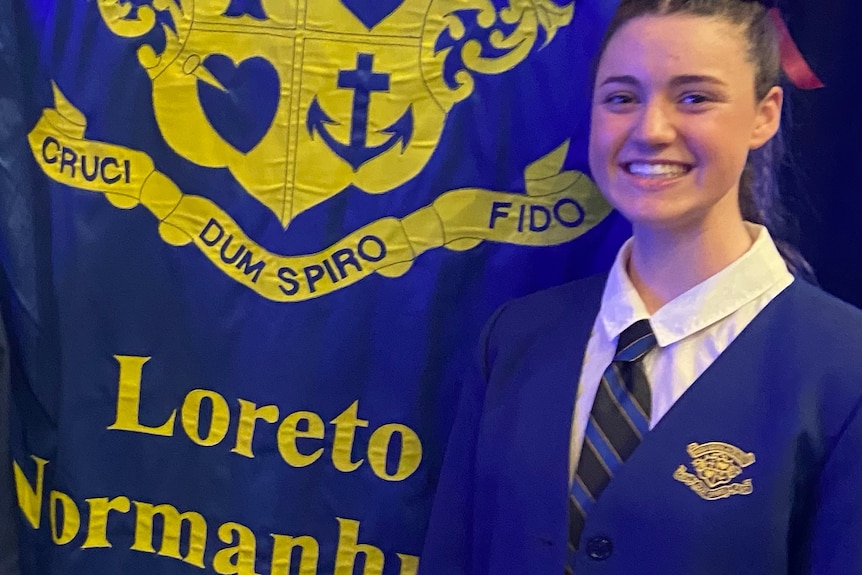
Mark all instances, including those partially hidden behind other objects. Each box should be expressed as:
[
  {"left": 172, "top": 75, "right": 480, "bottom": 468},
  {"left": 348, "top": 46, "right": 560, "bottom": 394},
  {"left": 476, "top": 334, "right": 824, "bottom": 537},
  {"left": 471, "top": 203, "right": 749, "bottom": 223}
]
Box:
[
  {"left": 598, "top": 74, "right": 639, "bottom": 87},
  {"left": 598, "top": 74, "right": 727, "bottom": 88},
  {"left": 668, "top": 74, "right": 727, "bottom": 87}
]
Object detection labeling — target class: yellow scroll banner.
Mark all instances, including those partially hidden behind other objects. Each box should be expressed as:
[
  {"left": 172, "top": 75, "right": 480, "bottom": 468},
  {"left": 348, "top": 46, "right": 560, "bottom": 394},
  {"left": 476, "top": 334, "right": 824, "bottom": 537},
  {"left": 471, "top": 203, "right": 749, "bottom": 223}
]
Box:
[{"left": 28, "top": 85, "right": 612, "bottom": 302}]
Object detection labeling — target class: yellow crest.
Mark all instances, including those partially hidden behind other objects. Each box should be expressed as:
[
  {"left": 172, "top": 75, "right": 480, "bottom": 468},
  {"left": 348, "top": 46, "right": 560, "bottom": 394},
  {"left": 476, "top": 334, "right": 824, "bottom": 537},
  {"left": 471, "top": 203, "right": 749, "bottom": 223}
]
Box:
[
  {"left": 94, "top": 0, "right": 575, "bottom": 228},
  {"left": 673, "top": 442, "right": 755, "bottom": 501},
  {"left": 25, "top": 0, "right": 613, "bottom": 301}
]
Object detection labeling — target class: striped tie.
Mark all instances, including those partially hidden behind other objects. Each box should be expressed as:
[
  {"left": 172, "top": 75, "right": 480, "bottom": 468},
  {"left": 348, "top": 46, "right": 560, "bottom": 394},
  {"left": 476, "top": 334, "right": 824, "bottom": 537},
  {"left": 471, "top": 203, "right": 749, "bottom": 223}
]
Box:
[{"left": 567, "top": 319, "right": 657, "bottom": 565}]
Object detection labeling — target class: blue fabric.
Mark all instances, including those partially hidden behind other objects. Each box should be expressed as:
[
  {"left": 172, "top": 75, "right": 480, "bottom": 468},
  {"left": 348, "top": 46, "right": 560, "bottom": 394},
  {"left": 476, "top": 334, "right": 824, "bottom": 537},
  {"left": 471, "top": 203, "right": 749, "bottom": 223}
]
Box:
[
  {"left": 421, "top": 277, "right": 862, "bottom": 574},
  {"left": 0, "top": 310, "right": 19, "bottom": 575},
  {"left": 0, "top": 0, "right": 628, "bottom": 573}
]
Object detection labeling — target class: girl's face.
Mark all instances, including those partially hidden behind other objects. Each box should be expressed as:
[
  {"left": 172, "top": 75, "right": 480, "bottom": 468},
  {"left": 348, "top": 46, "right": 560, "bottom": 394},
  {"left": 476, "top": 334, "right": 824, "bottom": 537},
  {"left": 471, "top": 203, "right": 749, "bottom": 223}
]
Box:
[{"left": 588, "top": 14, "right": 782, "bottom": 234}]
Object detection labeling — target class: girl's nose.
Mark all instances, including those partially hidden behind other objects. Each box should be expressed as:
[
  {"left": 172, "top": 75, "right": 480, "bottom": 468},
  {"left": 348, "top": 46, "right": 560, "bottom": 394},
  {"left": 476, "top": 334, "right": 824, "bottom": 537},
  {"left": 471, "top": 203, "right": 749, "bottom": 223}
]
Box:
[{"left": 633, "top": 99, "right": 676, "bottom": 146}]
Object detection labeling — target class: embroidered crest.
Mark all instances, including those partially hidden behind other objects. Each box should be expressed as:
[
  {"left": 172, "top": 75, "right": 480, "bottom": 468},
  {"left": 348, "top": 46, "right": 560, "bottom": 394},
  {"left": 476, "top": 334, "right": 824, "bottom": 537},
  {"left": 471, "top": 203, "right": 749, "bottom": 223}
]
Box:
[
  {"left": 25, "top": 0, "right": 614, "bottom": 302},
  {"left": 673, "top": 442, "right": 755, "bottom": 501}
]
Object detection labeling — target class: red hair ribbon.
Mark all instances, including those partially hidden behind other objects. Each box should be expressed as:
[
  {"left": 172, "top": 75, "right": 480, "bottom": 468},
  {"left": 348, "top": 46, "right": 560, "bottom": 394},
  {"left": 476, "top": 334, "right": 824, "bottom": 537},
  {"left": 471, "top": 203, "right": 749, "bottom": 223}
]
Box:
[{"left": 767, "top": 8, "right": 824, "bottom": 89}]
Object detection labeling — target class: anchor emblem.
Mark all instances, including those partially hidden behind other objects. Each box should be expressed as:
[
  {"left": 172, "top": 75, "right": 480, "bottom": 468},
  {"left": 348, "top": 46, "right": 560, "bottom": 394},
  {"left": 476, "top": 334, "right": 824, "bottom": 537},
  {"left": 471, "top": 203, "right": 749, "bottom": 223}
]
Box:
[{"left": 307, "top": 53, "right": 413, "bottom": 171}]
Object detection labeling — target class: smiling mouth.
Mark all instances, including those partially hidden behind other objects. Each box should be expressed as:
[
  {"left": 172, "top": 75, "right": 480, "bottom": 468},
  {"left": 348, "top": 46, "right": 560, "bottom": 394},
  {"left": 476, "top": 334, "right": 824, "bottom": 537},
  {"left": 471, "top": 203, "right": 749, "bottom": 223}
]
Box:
[{"left": 623, "top": 162, "right": 692, "bottom": 178}]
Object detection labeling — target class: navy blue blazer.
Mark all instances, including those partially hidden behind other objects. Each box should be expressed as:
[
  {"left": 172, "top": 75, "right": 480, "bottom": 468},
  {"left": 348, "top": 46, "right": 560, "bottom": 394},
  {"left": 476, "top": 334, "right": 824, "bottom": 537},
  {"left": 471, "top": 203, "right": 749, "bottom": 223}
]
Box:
[{"left": 420, "top": 276, "right": 862, "bottom": 574}]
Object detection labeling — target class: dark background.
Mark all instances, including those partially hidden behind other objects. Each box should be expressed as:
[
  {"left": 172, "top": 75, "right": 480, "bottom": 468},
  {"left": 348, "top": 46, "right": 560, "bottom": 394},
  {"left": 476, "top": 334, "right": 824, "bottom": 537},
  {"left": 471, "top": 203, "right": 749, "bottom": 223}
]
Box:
[{"left": 781, "top": 0, "right": 862, "bottom": 308}]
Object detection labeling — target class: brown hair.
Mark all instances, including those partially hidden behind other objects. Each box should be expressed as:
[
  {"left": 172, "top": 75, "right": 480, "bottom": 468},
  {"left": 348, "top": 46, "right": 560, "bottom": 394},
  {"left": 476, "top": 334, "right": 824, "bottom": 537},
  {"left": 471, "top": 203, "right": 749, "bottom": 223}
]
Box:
[{"left": 595, "top": 0, "right": 816, "bottom": 281}]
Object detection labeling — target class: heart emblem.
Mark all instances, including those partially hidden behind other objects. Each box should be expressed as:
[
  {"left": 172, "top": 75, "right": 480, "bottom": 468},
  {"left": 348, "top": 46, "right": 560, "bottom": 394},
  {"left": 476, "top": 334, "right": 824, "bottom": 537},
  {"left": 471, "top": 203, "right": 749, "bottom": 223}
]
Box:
[
  {"left": 197, "top": 55, "right": 280, "bottom": 154},
  {"left": 340, "top": 0, "right": 403, "bottom": 29}
]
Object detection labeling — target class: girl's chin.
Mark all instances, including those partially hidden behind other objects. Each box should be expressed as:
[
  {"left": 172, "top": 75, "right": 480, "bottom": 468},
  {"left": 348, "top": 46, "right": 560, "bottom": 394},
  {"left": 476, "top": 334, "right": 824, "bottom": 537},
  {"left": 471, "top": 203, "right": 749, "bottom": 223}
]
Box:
[{"left": 618, "top": 207, "right": 703, "bottom": 233}]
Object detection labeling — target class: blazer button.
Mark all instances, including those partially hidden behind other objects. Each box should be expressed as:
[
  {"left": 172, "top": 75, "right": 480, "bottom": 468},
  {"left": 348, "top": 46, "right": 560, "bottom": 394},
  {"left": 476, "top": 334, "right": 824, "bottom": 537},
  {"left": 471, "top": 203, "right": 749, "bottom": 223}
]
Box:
[{"left": 585, "top": 536, "right": 613, "bottom": 561}]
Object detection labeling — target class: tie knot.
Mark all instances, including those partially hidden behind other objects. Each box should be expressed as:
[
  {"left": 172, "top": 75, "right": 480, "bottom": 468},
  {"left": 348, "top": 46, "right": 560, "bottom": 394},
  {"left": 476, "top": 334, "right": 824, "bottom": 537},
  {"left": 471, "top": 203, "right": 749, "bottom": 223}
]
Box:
[{"left": 614, "top": 319, "right": 657, "bottom": 362}]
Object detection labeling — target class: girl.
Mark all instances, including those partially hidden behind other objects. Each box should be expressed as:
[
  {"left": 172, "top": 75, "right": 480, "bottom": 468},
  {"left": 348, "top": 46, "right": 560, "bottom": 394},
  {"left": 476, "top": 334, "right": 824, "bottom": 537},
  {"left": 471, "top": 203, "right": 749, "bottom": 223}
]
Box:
[{"left": 420, "top": 1, "right": 862, "bottom": 573}]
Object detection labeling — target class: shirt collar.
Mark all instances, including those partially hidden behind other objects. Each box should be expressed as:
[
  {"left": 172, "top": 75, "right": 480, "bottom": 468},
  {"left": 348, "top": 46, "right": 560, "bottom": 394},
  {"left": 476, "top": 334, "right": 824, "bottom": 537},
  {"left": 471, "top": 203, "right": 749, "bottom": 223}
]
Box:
[{"left": 598, "top": 223, "right": 793, "bottom": 348}]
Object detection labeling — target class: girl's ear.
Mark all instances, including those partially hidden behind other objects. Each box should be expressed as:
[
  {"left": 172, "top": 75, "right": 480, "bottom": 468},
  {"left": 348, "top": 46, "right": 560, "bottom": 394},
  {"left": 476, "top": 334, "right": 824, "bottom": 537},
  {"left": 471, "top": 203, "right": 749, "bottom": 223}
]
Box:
[{"left": 750, "top": 86, "right": 783, "bottom": 150}]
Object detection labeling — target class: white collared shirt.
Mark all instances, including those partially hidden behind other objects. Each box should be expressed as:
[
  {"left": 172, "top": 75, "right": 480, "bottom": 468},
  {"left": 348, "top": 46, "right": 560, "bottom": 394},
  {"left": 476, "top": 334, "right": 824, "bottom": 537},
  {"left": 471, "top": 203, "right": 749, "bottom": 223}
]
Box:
[{"left": 569, "top": 224, "right": 794, "bottom": 481}]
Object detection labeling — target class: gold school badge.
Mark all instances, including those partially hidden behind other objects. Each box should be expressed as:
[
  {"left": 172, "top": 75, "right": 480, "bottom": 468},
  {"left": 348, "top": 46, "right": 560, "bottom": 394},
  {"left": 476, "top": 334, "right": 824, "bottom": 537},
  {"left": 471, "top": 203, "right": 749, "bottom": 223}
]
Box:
[
  {"left": 27, "top": 0, "right": 612, "bottom": 301},
  {"left": 673, "top": 442, "right": 755, "bottom": 501}
]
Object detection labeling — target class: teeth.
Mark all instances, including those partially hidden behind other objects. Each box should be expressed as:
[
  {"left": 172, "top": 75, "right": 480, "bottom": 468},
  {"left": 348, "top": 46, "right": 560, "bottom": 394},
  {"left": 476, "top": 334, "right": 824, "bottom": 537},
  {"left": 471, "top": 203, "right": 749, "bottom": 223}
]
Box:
[{"left": 627, "top": 162, "right": 688, "bottom": 177}]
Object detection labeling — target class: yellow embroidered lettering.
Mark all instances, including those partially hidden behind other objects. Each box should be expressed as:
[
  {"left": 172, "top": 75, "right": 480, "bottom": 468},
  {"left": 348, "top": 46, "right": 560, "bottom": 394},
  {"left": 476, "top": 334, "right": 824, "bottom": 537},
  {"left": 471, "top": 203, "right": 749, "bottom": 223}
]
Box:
[
  {"left": 181, "top": 389, "right": 231, "bottom": 447},
  {"left": 6, "top": 465, "right": 419, "bottom": 575},
  {"left": 213, "top": 521, "right": 261, "bottom": 575},
  {"left": 277, "top": 411, "right": 325, "bottom": 467},
  {"left": 232, "top": 399, "right": 279, "bottom": 458},
  {"left": 131, "top": 501, "right": 207, "bottom": 568},
  {"left": 270, "top": 533, "right": 320, "bottom": 575},
  {"left": 108, "top": 355, "right": 176, "bottom": 436},
  {"left": 367, "top": 423, "right": 422, "bottom": 482},
  {"left": 49, "top": 490, "right": 80, "bottom": 545},
  {"left": 82, "top": 496, "right": 131, "bottom": 548},
  {"left": 396, "top": 553, "right": 420, "bottom": 575},
  {"left": 330, "top": 401, "right": 368, "bottom": 473},
  {"left": 334, "top": 517, "right": 384, "bottom": 575},
  {"left": 13, "top": 456, "right": 48, "bottom": 528},
  {"left": 105, "top": 357, "right": 424, "bottom": 481}
]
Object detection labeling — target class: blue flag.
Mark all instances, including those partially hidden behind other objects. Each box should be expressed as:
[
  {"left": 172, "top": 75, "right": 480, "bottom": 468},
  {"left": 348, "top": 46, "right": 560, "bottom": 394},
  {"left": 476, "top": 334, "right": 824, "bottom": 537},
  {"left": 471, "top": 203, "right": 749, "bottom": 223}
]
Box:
[{"left": 0, "top": 0, "right": 626, "bottom": 573}]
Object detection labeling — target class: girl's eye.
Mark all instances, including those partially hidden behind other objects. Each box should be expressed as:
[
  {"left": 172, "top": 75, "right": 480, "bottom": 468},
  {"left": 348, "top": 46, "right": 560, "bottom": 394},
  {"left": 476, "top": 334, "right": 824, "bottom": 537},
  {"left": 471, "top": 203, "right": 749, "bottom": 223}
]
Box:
[
  {"left": 603, "top": 93, "right": 636, "bottom": 105},
  {"left": 680, "top": 93, "right": 710, "bottom": 105}
]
